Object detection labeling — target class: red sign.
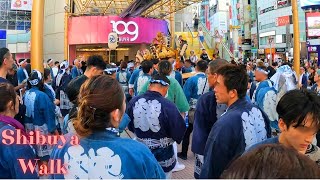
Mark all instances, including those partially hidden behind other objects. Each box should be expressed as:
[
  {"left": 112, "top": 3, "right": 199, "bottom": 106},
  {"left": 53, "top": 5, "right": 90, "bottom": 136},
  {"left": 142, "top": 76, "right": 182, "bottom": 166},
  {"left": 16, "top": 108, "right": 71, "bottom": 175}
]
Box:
[{"left": 275, "top": 16, "right": 290, "bottom": 26}]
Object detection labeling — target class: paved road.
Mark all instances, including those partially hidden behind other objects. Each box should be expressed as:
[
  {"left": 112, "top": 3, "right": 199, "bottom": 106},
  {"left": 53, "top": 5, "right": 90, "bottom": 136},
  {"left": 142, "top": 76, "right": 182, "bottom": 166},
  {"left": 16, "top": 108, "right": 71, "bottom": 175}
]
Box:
[
  {"left": 121, "top": 130, "right": 195, "bottom": 179},
  {"left": 173, "top": 144, "right": 195, "bottom": 179}
]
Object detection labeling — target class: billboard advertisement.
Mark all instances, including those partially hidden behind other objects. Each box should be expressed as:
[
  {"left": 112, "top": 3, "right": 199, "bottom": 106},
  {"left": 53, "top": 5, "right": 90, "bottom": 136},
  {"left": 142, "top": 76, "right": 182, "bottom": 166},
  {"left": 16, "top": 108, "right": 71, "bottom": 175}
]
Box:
[
  {"left": 301, "top": 0, "right": 320, "bottom": 8},
  {"left": 11, "top": 0, "right": 32, "bottom": 11},
  {"left": 306, "top": 12, "right": 320, "bottom": 37},
  {"left": 68, "top": 16, "right": 168, "bottom": 45},
  {"left": 275, "top": 16, "right": 290, "bottom": 26}
]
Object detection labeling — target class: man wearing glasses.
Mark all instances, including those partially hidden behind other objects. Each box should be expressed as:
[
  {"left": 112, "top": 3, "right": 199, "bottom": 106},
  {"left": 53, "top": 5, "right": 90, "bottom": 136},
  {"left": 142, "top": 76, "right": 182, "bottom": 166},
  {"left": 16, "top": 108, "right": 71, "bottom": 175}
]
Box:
[{"left": 127, "top": 74, "right": 186, "bottom": 179}]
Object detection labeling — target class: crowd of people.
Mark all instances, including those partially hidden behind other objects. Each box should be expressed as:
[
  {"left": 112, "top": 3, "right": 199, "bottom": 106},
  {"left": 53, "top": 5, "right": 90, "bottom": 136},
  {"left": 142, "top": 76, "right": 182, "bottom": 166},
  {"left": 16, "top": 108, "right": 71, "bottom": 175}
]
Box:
[{"left": 0, "top": 45, "right": 320, "bottom": 179}]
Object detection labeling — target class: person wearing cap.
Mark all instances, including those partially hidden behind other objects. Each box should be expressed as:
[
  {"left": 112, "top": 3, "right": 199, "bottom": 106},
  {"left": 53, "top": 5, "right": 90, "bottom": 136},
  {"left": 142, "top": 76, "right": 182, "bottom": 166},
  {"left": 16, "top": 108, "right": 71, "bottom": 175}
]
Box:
[
  {"left": 178, "top": 60, "right": 210, "bottom": 160},
  {"left": 127, "top": 74, "right": 186, "bottom": 179},
  {"left": 23, "top": 70, "right": 57, "bottom": 164},
  {"left": 71, "top": 59, "right": 83, "bottom": 79},
  {"left": 17, "top": 59, "right": 29, "bottom": 84},
  {"left": 189, "top": 50, "right": 198, "bottom": 64}
]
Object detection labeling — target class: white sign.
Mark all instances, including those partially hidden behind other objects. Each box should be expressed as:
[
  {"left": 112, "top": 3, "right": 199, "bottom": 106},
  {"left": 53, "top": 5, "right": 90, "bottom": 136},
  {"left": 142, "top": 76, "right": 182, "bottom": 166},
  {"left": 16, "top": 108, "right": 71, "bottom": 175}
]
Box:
[
  {"left": 108, "top": 32, "right": 118, "bottom": 50},
  {"left": 11, "top": 0, "right": 32, "bottom": 11},
  {"left": 110, "top": 20, "right": 139, "bottom": 42}
]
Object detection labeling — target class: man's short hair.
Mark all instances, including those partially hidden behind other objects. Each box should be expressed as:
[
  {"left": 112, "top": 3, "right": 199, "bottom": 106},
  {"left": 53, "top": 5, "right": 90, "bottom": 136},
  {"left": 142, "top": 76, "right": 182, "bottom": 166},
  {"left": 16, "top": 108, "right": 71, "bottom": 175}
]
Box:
[
  {"left": 0, "top": 47, "right": 10, "bottom": 67},
  {"left": 141, "top": 60, "right": 154, "bottom": 74},
  {"left": 158, "top": 60, "right": 172, "bottom": 76},
  {"left": 86, "top": 55, "right": 106, "bottom": 70},
  {"left": 196, "top": 60, "right": 208, "bottom": 72},
  {"left": 277, "top": 89, "right": 320, "bottom": 129},
  {"left": 216, "top": 64, "right": 248, "bottom": 99},
  {"left": 208, "top": 59, "right": 228, "bottom": 74},
  {"left": 54, "top": 61, "right": 59, "bottom": 65}
]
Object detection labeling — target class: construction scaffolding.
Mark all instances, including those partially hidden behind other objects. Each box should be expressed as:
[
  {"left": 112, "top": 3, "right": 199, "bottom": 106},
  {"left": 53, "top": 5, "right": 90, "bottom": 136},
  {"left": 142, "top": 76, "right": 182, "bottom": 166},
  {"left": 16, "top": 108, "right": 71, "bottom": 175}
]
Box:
[{"left": 0, "top": 0, "right": 31, "bottom": 30}]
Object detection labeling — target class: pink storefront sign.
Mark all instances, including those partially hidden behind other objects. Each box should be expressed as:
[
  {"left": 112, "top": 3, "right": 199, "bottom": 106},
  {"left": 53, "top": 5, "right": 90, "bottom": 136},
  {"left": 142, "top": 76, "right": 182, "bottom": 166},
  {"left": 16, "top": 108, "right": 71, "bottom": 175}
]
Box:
[{"left": 68, "top": 16, "right": 168, "bottom": 45}]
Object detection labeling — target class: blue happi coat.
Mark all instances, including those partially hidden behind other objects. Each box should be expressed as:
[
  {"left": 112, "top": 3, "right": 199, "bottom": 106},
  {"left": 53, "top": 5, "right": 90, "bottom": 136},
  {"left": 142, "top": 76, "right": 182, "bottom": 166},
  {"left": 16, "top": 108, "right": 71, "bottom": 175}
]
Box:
[
  {"left": 200, "top": 98, "right": 271, "bottom": 179},
  {"left": 251, "top": 79, "right": 273, "bottom": 104},
  {"left": 116, "top": 70, "right": 132, "bottom": 99},
  {"left": 17, "top": 67, "right": 28, "bottom": 84},
  {"left": 50, "top": 130, "right": 165, "bottom": 179},
  {"left": 0, "top": 122, "right": 38, "bottom": 178},
  {"left": 256, "top": 86, "right": 279, "bottom": 131},
  {"left": 192, "top": 92, "right": 227, "bottom": 155},
  {"left": 169, "top": 71, "right": 183, "bottom": 87},
  {"left": 128, "top": 69, "right": 143, "bottom": 89},
  {"left": 191, "top": 91, "right": 227, "bottom": 178},
  {"left": 71, "top": 66, "right": 83, "bottom": 79},
  {"left": 182, "top": 66, "right": 194, "bottom": 74},
  {"left": 127, "top": 91, "right": 186, "bottom": 172},
  {"left": 23, "top": 87, "right": 56, "bottom": 161},
  {"left": 133, "top": 73, "right": 151, "bottom": 96},
  {"left": 183, "top": 72, "right": 210, "bottom": 109}
]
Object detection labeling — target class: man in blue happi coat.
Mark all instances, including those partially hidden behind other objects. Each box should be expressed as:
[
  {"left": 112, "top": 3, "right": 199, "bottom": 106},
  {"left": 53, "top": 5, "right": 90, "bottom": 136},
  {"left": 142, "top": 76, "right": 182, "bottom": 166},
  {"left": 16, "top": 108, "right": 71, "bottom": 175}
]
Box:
[
  {"left": 132, "top": 60, "right": 154, "bottom": 96},
  {"left": 200, "top": 64, "right": 271, "bottom": 179},
  {"left": 127, "top": 74, "right": 186, "bottom": 179},
  {"left": 191, "top": 59, "right": 228, "bottom": 178},
  {"left": 178, "top": 60, "right": 209, "bottom": 160}
]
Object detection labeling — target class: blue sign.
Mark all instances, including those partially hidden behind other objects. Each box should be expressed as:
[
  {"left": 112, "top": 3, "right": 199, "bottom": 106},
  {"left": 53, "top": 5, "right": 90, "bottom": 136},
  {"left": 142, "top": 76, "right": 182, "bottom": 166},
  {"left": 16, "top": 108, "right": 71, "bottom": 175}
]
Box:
[
  {"left": 301, "top": 0, "right": 320, "bottom": 8},
  {"left": 0, "top": 30, "right": 6, "bottom": 40}
]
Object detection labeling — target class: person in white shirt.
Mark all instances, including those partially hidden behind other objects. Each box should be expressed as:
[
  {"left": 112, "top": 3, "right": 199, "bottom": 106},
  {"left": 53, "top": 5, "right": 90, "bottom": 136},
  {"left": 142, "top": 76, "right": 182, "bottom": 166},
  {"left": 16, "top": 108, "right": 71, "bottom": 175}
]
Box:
[
  {"left": 189, "top": 50, "right": 198, "bottom": 64},
  {"left": 198, "top": 27, "right": 205, "bottom": 47},
  {"left": 52, "top": 61, "right": 60, "bottom": 78}
]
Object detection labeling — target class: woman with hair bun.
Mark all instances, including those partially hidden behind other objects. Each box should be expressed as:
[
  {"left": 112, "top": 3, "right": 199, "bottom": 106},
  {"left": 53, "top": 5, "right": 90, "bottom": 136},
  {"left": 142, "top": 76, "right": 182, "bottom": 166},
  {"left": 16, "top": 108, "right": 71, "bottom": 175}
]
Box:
[{"left": 51, "top": 75, "right": 165, "bottom": 179}]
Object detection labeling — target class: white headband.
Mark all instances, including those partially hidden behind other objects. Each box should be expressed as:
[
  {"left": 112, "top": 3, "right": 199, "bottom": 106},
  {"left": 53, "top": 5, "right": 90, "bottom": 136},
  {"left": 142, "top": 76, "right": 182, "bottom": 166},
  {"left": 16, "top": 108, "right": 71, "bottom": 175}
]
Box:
[
  {"left": 28, "top": 70, "right": 42, "bottom": 86},
  {"left": 19, "top": 59, "right": 27, "bottom": 66},
  {"left": 256, "top": 67, "right": 269, "bottom": 75}
]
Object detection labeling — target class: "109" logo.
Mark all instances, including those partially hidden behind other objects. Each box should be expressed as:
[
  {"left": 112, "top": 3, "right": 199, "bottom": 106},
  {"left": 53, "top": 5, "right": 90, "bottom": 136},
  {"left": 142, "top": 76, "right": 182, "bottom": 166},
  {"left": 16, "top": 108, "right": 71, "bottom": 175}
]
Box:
[{"left": 111, "top": 20, "right": 139, "bottom": 42}]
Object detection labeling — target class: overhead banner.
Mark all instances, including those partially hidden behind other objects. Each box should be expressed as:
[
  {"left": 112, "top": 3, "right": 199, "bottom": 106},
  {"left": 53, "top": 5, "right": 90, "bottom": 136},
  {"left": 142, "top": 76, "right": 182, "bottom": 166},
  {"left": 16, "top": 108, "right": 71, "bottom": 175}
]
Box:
[{"left": 11, "top": 0, "right": 32, "bottom": 11}]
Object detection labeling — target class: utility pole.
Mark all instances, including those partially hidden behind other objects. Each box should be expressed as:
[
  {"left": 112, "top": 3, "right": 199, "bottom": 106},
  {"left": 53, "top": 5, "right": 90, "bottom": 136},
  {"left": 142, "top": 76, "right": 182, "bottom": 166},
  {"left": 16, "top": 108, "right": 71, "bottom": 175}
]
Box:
[
  {"left": 292, "top": 0, "right": 300, "bottom": 78},
  {"left": 31, "top": 0, "right": 45, "bottom": 73}
]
